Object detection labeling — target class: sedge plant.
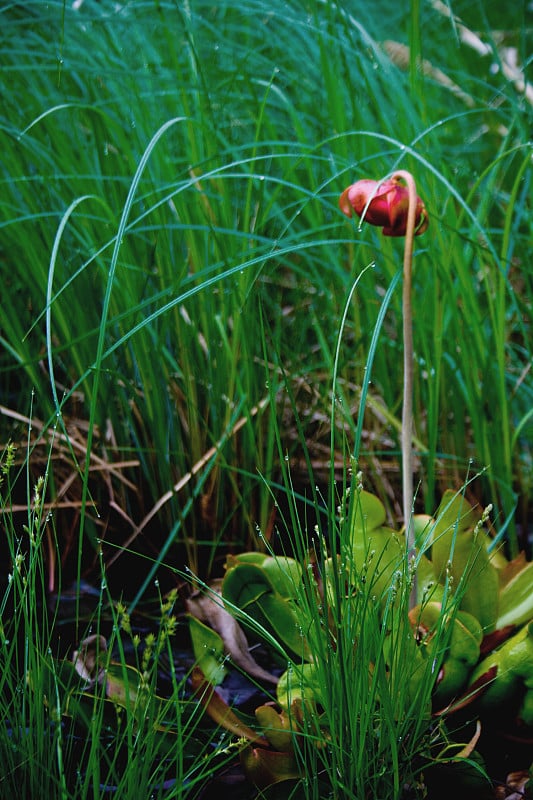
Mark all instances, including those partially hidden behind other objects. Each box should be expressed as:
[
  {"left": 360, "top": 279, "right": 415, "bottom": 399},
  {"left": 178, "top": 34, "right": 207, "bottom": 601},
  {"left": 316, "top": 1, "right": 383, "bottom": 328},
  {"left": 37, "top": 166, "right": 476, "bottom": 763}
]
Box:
[
  {"left": 2, "top": 0, "right": 532, "bottom": 591},
  {"left": 0, "top": 439, "right": 236, "bottom": 800},
  {"left": 187, "top": 418, "right": 489, "bottom": 798},
  {"left": 185, "top": 285, "right": 494, "bottom": 798}
]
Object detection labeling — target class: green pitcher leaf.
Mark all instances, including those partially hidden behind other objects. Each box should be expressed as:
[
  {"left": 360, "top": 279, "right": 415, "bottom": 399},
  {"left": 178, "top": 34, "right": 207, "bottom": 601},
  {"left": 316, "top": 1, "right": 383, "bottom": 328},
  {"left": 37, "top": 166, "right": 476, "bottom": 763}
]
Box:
[
  {"left": 349, "top": 489, "right": 387, "bottom": 536},
  {"left": 260, "top": 556, "right": 303, "bottom": 599},
  {"left": 276, "top": 663, "right": 322, "bottom": 710},
  {"left": 223, "top": 562, "right": 273, "bottom": 610},
  {"left": 223, "top": 562, "right": 310, "bottom": 659},
  {"left": 430, "top": 491, "right": 499, "bottom": 632},
  {"left": 349, "top": 526, "right": 406, "bottom": 602},
  {"left": 255, "top": 704, "right": 295, "bottom": 751},
  {"left": 226, "top": 552, "right": 269, "bottom": 568},
  {"left": 468, "top": 621, "right": 533, "bottom": 726},
  {"left": 188, "top": 614, "right": 228, "bottom": 685},
  {"left": 497, "top": 561, "right": 533, "bottom": 629},
  {"left": 240, "top": 744, "right": 301, "bottom": 788},
  {"left": 104, "top": 662, "right": 143, "bottom": 710},
  {"left": 346, "top": 491, "right": 408, "bottom": 603},
  {"left": 415, "top": 553, "right": 443, "bottom": 605}
]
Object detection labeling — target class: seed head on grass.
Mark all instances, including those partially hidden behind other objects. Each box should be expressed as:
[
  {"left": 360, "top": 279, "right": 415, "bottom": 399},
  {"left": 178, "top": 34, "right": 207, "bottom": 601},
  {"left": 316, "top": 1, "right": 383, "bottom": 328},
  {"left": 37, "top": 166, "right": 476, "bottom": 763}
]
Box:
[
  {"left": 116, "top": 601, "right": 132, "bottom": 636},
  {"left": 0, "top": 442, "right": 16, "bottom": 488},
  {"left": 32, "top": 475, "right": 45, "bottom": 512},
  {"left": 141, "top": 633, "right": 157, "bottom": 675}
]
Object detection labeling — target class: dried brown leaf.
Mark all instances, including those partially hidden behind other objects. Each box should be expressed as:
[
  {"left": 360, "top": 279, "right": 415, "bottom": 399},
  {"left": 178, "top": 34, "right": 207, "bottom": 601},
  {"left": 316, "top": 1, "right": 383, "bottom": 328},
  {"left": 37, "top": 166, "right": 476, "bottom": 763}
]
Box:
[{"left": 186, "top": 582, "right": 279, "bottom": 685}]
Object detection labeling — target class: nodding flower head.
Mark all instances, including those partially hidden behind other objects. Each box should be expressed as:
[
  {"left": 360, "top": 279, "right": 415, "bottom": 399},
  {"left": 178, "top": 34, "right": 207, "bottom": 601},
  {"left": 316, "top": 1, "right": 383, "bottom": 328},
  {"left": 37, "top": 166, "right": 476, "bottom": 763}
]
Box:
[{"left": 339, "top": 176, "right": 428, "bottom": 237}]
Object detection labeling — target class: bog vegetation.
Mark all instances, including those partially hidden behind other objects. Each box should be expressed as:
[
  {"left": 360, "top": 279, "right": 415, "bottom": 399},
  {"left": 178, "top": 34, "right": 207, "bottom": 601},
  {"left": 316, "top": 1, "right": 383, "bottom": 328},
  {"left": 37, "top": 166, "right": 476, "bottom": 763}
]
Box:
[{"left": 0, "top": 1, "right": 532, "bottom": 798}]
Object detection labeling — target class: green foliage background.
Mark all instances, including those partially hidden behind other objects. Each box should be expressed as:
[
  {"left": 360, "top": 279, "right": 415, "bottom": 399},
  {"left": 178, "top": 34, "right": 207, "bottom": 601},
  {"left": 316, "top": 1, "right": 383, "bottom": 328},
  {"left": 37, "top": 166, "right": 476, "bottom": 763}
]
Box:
[{"left": 1, "top": 0, "right": 532, "bottom": 583}]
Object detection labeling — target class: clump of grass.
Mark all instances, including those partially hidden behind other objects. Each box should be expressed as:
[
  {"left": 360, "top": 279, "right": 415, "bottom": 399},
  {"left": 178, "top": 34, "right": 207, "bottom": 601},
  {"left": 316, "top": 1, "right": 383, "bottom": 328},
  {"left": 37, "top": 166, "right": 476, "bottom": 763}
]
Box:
[
  {"left": 277, "top": 504, "right": 434, "bottom": 797},
  {"left": 192, "top": 456, "right": 485, "bottom": 799},
  {"left": 1, "top": 0, "right": 532, "bottom": 587},
  {"left": 248, "top": 332, "right": 469, "bottom": 798},
  {"left": 0, "top": 440, "right": 236, "bottom": 799}
]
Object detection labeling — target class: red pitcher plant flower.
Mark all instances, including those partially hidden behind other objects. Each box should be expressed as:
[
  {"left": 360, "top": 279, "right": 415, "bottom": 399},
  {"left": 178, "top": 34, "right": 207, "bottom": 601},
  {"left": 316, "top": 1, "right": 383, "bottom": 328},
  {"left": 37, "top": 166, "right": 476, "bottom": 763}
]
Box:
[
  {"left": 339, "top": 175, "right": 428, "bottom": 237},
  {"left": 340, "top": 169, "right": 428, "bottom": 609}
]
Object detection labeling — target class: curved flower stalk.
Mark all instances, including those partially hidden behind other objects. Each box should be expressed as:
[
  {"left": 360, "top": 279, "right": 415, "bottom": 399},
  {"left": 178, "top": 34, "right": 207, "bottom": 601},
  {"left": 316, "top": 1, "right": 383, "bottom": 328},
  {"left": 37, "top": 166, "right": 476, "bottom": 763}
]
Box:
[{"left": 339, "top": 171, "right": 428, "bottom": 603}]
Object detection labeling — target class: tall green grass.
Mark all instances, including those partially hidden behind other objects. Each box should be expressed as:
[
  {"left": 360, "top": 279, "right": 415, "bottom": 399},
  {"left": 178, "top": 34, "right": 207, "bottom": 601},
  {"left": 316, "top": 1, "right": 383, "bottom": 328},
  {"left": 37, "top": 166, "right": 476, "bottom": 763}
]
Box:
[
  {"left": 1, "top": 0, "right": 531, "bottom": 584},
  {"left": 0, "top": 440, "right": 237, "bottom": 799},
  {"left": 1, "top": 4, "right": 531, "bottom": 798},
  {"left": 188, "top": 394, "right": 488, "bottom": 798}
]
